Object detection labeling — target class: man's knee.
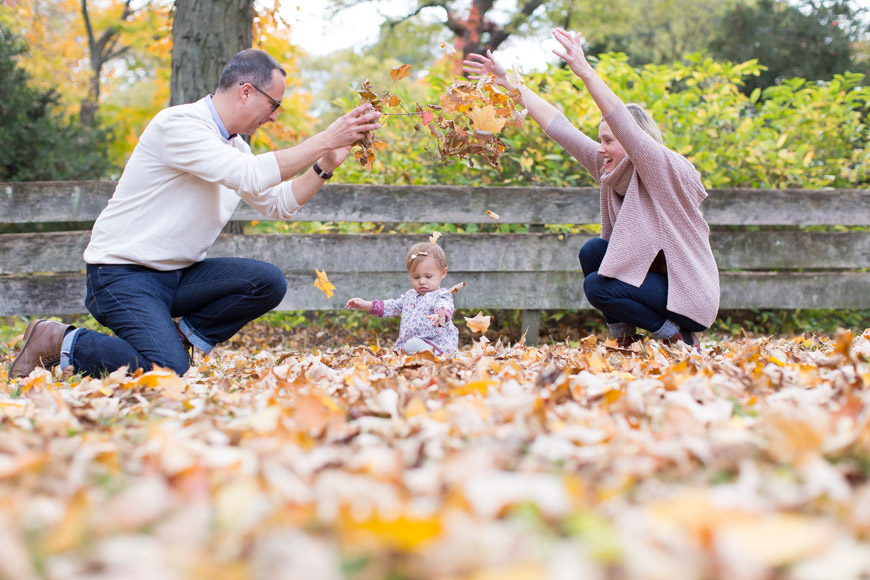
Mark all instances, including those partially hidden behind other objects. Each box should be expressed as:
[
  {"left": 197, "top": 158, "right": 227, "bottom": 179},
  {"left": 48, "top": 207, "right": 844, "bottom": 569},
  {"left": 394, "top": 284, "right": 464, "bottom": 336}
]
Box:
[
  {"left": 151, "top": 349, "right": 190, "bottom": 376},
  {"left": 258, "top": 263, "right": 287, "bottom": 308}
]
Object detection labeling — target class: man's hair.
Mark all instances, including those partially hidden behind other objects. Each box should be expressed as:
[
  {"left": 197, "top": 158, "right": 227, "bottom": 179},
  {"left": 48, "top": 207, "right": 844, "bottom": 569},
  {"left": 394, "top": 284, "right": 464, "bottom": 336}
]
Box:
[
  {"left": 406, "top": 242, "right": 448, "bottom": 272},
  {"left": 216, "top": 49, "right": 287, "bottom": 93},
  {"left": 624, "top": 103, "right": 663, "bottom": 144}
]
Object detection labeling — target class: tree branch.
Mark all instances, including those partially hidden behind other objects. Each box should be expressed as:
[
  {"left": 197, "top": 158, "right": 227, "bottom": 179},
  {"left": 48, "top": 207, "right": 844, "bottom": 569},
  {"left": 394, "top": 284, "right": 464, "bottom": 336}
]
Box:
[{"left": 488, "top": 0, "right": 545, "bottom": 50}]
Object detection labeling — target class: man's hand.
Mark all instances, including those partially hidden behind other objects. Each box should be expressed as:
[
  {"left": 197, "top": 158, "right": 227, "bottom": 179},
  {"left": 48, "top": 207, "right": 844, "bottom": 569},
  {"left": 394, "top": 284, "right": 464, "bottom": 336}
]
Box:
[
  {"left": 325, "top": 103, "right": 381, "bottom": 150},
  {"left": 317, "top": 146, "right": 352, "bottom": 174}
]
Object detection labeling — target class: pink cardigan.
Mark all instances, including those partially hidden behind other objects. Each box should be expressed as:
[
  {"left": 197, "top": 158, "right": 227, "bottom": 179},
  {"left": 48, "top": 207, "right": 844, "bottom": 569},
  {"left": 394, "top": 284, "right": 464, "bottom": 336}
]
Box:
[{"left": 545, "top": 102, "right": 720, "bottom": 327}]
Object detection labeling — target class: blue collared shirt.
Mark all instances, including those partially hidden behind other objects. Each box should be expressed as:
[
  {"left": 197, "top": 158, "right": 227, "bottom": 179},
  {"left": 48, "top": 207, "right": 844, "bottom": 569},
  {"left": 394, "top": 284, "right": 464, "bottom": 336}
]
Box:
[{"left": 205, "top": 94, "right": 236, "bottom": 141}]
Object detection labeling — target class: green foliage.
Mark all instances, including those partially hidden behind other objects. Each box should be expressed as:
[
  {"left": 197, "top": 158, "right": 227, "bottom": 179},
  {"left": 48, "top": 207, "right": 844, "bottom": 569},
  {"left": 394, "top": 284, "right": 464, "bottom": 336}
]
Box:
[
  {"left": 319, "top": 53, "right": 870, "bottom": 190},
  {"left": 709, "top": 0, "right": 868, "bottom": 95},
  {"left": 0, "top": 22, "right": 114, "bottom": 181}
]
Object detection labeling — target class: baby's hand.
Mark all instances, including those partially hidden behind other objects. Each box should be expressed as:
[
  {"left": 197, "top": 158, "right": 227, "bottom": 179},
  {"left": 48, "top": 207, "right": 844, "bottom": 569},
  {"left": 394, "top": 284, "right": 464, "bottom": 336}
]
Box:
[
  {"left": 346, "top": 297, "right": 371, "bottom": 311},
  {"left": 426, "top": 311, "right": 447, "bottom": 327}
]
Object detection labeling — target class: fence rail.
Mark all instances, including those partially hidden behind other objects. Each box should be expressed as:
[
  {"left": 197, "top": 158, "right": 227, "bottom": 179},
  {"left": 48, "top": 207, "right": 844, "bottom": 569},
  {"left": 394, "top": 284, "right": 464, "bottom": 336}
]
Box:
[{"left": 2, "top": 182, "right": 868, "bottom": 342}]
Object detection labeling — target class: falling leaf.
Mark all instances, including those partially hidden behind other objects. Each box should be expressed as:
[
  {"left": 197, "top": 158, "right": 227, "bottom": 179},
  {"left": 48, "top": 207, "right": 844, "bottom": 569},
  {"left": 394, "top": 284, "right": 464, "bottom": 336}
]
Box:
[
  {"left": 313, "top": 269, "right": 336, "bottom": 299},
  {"left": 485, "top": 210, "right": 499, "bottom": 220},
  {"left": 448, "top": 281, "right": 465, "bottom": 293},
  {"left": 390, "top": 64, "right": 412, "bottom": 82},
  {"left": 464, "top": 311, "right": 491, "bottom": 333},
  {"left": 429, "top": 231, "right": 441, "bottom": 245},
  {"left": 468, "top": 105, "right": 507, "bottom": 133},
  {"left": 439, "top": 42, "right": 457, "bottom": 55}
]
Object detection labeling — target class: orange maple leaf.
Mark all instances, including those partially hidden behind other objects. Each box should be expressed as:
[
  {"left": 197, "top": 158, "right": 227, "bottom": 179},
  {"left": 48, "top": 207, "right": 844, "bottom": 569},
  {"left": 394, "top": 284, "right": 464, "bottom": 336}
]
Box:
[
  {"left": 390, "top": 64, "right": 412, "bottom": 82},
  {"left": 314, "top": 269, "right": 336, "bottom": 299},
  {"left": 469, "top": 106, "right": 507, "bottom": 133}
]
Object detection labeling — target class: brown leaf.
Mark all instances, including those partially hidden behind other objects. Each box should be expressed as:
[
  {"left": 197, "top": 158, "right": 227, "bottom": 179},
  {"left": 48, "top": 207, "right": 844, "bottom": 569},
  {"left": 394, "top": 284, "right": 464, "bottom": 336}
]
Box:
[{"left": 390, "top": 64, "right": 412, "bottom": 82}]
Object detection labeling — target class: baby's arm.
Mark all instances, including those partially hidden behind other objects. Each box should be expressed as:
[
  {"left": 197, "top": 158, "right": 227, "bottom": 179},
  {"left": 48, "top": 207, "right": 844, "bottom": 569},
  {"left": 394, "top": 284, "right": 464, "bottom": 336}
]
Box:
[
  {"left": 347, "top": 292, "right": 407, "bottom": 318},
  {"left": 425, "top": 293, "right": 455, "bottom": 326},
  {"left": 346, "top": 298, "right": 373, "bottom": 311}
]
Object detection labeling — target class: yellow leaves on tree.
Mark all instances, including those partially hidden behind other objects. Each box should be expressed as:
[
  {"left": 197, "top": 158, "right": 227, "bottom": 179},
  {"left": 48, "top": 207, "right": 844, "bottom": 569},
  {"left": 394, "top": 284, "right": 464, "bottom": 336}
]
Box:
[{"left": 314, "top": 269, "right": 336, "bottom": 299}]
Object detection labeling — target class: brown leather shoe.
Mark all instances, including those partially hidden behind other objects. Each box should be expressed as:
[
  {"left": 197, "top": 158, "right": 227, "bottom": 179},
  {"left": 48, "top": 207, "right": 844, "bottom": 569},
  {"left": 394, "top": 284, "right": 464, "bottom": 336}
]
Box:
[{"left": 9, "top": 320, "right": 74, "bottom": 378}]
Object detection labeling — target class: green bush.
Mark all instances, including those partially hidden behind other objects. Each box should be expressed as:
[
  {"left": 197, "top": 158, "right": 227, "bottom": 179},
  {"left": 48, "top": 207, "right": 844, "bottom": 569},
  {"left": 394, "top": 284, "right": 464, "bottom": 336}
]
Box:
[
  {"left": 329, "top": 53, "right": 870, "bottom": 190},
  {"left": 0, "top": 23, "right": 114, "bottom": 181}
]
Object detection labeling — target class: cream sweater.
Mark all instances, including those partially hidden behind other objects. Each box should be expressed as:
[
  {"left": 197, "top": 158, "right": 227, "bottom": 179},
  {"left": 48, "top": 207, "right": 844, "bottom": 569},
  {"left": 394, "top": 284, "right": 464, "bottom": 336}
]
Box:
[
  {"left": 84, "top": 98, "right": 301, "bottom": 270},
  {"left": 545, "top": 102, "right": 720, "bottom": 327}
]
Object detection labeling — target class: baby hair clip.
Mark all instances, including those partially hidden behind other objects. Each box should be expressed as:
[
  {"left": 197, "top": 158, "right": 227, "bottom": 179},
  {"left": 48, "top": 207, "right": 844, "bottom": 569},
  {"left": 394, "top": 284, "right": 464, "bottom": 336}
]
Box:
[{"left": 411, "top": 251, "right": 429, "bottom": 260}]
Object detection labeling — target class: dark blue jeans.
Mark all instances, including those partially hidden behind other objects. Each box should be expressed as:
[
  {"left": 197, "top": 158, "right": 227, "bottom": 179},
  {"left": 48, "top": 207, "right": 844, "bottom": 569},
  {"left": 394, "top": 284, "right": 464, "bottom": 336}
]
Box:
[
  {"left": 69, "top": 258, "right": 287, "bottom": 376},
  {"left": 579, "top": 238, "right": 706, "bottom": 336}
]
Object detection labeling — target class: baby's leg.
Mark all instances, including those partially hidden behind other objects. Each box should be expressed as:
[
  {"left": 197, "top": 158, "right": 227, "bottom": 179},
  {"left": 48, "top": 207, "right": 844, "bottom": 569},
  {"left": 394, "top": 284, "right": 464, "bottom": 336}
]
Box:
[{"left": 403, "top": 337, "right": 434, "bottom": 354}]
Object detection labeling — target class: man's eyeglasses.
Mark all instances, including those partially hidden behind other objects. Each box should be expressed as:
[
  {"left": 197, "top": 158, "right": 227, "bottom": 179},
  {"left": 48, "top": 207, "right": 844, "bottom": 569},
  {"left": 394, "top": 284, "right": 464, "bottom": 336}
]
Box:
[{"left": 239, "top": 81, "right": 282, "bottom": 112}]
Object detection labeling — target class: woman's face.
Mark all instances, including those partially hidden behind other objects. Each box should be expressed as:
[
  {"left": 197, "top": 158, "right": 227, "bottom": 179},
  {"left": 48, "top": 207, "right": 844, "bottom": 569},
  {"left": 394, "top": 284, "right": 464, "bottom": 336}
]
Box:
[{"left": 597, "top": 121, "right": 626, "bottom": 174}]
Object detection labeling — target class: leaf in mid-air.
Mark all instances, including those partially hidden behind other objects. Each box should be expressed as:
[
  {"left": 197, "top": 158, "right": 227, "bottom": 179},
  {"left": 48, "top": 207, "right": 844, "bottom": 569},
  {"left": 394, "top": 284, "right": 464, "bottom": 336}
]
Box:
[
  {"left": 314, "top": 269, "right": 336, "bottom": 299},
  {"left": 464, "top": 311, "right": 491, "bottom": 333},
  {"left": 468, "top": 106, "right": 507, "bottom": 133},
  {"left": 390, "top": 64, "right": 412, "bottom": 82}
]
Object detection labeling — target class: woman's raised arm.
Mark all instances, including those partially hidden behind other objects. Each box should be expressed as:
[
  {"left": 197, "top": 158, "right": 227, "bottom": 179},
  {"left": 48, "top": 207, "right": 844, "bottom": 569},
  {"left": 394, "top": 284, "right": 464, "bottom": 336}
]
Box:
[
  {"left": 463, "top": 50, "right": 560, "bottom": 130},
  {"left": 551, "top": 28, "right": 620, "bottom": 117}
]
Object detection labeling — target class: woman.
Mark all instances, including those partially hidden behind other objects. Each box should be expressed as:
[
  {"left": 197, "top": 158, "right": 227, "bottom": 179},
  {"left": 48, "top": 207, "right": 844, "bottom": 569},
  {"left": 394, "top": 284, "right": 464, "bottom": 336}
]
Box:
[{"left": 464, "top": 29, "right": 719, "bottom": 348}]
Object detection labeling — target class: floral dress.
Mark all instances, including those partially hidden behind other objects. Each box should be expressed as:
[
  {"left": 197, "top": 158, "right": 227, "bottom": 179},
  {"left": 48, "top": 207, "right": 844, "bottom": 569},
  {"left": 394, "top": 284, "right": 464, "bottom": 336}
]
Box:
[{"left": 370, "top": 288, "right": 459, "bottom": 355}]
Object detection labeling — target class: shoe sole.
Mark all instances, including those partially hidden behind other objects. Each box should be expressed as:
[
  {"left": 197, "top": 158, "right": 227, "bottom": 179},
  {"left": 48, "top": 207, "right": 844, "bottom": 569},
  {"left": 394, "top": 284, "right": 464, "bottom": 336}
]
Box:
[{"left": 9, "top": 320, "right": 48, "bottom": 378}]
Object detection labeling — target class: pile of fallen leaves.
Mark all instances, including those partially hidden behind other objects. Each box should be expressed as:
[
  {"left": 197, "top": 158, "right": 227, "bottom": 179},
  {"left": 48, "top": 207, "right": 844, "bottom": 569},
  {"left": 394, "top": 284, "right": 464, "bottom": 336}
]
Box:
[{"left": 1, "top": 329, "right": 870, "bottom": 580}]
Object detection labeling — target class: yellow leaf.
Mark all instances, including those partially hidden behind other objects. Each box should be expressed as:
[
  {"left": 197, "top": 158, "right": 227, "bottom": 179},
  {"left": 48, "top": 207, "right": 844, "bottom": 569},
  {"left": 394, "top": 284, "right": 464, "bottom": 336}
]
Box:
[
  {"left": 385, "top": 94, "right": 401, "bottom": 107},
  {"left": 485, "top": 209, "right": 499, "bottom": 220},
  {"left": 465, "top": 311, "right": 491, "bottom": 333},
  {"left": 452, "top": 379, "right": 495, "bottom": 396},
  {"left": 314, "top": 269, "right": 336, "bottom": 299},
  {"left": 343, "top": 510, "right": 442, "bottom": 550},
  {"left": 468, "top": 105, "right": 507, "bottom": 133},
  {"left": 390, "top": 64, "right": 412, "bottom": 82},
  {"left": 448, "top": 281, "right": 465, "bottom": 293}
]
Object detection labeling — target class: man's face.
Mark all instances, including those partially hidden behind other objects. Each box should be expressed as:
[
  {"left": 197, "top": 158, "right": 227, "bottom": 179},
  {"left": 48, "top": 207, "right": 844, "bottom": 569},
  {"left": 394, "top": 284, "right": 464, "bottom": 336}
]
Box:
[{"left": 240, "top": 69, "right": 285, "bottom": 134}]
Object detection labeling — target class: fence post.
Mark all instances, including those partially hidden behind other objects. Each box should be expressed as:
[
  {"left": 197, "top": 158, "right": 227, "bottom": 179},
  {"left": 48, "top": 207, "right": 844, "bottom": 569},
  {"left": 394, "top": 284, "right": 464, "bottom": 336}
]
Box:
[{"left": 521, "top": 223, "right": 545, "bottom": 346}]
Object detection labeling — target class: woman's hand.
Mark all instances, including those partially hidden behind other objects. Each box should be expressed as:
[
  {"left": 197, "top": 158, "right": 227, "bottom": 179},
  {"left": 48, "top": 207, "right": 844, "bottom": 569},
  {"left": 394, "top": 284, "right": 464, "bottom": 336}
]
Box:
[
  {"left": 463, "top": 50, "right": 508, "bottom": 87},
  {"left": 346, "top": 298, "right": 372, "bottom": 311},
  {"left": 551, "top": 28, "right": 593, "bottom": 78}
]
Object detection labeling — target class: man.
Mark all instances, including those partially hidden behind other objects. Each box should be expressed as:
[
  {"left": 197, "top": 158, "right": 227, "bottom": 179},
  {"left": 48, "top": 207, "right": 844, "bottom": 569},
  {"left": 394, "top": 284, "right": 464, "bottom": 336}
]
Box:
[{"left": 10, "top": 49, "right": 380, "bottom": 378}]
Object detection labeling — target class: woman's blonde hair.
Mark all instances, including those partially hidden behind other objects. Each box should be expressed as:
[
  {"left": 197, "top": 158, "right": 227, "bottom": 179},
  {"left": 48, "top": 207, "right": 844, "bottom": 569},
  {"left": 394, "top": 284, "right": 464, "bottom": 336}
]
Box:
[
  {"left": 624, "top": 103, "right": 663, "bottom": 144},
  {"left": 406, "top": 242, "right": 448, "bottom": 272}
]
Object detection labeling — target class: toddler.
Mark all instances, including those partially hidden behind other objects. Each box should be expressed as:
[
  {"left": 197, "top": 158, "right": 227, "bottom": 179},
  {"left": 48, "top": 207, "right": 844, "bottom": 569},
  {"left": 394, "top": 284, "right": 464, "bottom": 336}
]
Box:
[{"left": 346, "top": 241, "right": 459, "bottom": 355}]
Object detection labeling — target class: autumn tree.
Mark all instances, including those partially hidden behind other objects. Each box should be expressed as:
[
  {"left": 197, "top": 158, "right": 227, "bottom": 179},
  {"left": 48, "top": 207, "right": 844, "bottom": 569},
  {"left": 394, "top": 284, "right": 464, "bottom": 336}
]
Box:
[
  {"left": 170, "top": 0, "right": 254, "bottom": 105},
  {"left": 329, "top": 0, "right": 546, "bottom": 60},
  {"left": 708, "top": 0, "right": 868, "bottom": 94},
  {"left": 0, "top": 22, "right": 112, "bottom": 180}
]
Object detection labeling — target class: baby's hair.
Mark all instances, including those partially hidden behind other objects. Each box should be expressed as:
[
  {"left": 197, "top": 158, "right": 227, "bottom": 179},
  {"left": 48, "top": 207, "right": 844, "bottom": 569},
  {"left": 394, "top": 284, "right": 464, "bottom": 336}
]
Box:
[{"left": 406, "top": 242, "right": 448, "bottom": 272}]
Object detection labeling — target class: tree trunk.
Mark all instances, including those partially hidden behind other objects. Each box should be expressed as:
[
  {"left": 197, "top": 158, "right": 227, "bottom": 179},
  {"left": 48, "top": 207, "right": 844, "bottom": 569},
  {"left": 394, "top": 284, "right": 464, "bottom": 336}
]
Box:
[{"left": 170, "top": 0, "right": 254, "bottom": 106}]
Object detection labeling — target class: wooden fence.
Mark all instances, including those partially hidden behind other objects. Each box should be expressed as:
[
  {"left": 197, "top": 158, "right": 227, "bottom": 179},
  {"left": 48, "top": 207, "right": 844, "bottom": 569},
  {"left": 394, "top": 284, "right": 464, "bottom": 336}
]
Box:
[{"left": 1, "top": 181, "right": 869, "bottom": 342}]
